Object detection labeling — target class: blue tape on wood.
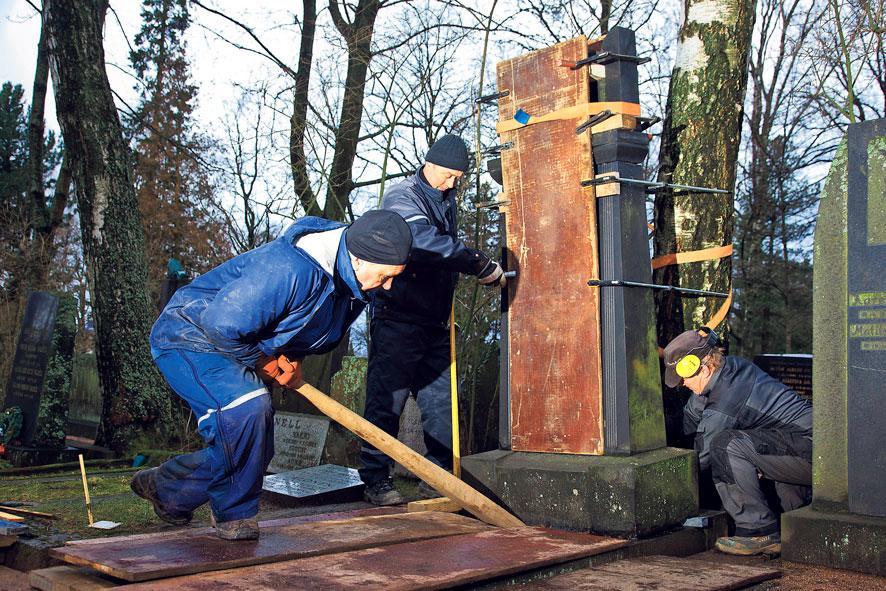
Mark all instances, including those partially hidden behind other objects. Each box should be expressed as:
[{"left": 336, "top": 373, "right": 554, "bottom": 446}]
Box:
[{"left": 514, "top": 108, "right": 531, "bottom": 125}]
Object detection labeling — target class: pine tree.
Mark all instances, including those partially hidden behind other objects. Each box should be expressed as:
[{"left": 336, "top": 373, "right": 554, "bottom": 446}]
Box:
[{"left": 129, "top": 0, "right": 229, "bottom": 312}]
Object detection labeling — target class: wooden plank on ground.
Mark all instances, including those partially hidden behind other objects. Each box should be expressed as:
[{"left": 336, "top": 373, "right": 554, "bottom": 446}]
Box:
[
  {"left": 0, "top": 510, "right": 24, "bottom": 522},
  {"left": 30, "top": 566, "right": 118, "bottom": 591},
  {"left": 117, "top": 527, "right": 628, "bottom": 590},
  {"left": 63, "top": 506, "right": 404, "bottom": 546},
  {"left": 53, "top": 511, "right": 492, "bottom": 582},
  {"left": 406, "top": 497, "right": 460, "bottom": 513},
  {"left": 497, "top": 36, "right": 604, "bottom": 455},
  {"left": 530, "top": 555, "right": 782, "bottom": 590}
]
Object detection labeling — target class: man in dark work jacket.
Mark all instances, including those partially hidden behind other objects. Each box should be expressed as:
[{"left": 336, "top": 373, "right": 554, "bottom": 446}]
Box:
[
  {"left": 360, "top": 135, "right": 504, "bottom": 505},
  {"left": 664, "top": 329, "right": 812, "bottom": 556}
]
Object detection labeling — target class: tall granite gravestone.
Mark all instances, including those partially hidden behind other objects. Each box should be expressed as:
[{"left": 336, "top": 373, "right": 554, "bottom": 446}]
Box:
[
  {"left": 462, "top": 29, "right": 697, "bottom": 538},
  {"left": 782, "top": 118, "right": 886, "bottom": 576},
  {"left": 3, "top": 291, "right": 77, "bottom": 454}
]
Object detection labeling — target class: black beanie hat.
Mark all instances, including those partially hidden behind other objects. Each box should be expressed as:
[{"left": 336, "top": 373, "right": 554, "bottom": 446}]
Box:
[
  {"left": 345, "top": 210, "right": 412, "bottom": 265},
  {"left": 426, "top": 134, "right": 470, "bottom": 172}
]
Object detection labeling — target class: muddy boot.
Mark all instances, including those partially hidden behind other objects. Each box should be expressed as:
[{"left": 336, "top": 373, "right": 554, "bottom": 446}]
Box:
[
  {"left": 130, "top": 468, "right": 193, "bottom": 526},
  {"left": 364, "top": 478, "right": 404, "bottom": 506},
  {"left": 212, "top": 513, "right": 260, "bottom": 541},
  {"left": 715, "top": 532, "right": 781, "bottom": 556}
]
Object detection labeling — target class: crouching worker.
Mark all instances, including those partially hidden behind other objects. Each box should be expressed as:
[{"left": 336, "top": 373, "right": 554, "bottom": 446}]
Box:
[
  {"left": 664, "top": 328, "right": 812, "bottom": 556},
  {"left": 131, "top": 211, "right": 412, "bottom": 540}
]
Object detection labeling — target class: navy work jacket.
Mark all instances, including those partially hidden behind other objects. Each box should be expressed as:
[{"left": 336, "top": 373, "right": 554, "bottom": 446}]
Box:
[
  {"left": 683, "top": 355, "right": 812, "bottom": 471},
  {"left": 372, "top": 168, "right": 492, "bottom": 326},
  {"left": 150, "top": 217, "right": 366, "bottom": 368}
]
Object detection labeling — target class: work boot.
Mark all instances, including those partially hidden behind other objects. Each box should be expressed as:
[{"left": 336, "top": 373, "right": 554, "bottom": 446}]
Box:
[
  {"left": 212, "top": 514, "right": 260, "bottom": 541},
  {"left": 130, "top": 468, "right": 193, "bottom": 526},
  {"left": 715, "top": 532, "right": 781, "bottom": 556},
  {"left": 364, "top": 478, "right": 404, "bottom": 506},
  {"left": 417, "top": 481, "right": 440, "bottom": 500}
]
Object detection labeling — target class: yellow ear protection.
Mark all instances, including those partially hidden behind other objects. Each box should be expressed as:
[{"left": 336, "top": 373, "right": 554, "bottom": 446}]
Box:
[{"left": 675, "top": 328, "right": 721, "bottom": 380}]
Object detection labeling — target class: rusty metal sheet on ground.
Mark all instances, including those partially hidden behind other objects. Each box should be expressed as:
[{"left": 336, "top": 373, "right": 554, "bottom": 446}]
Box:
[
  {"left": 530, "top": 554, "right": 781, "bottom": 590},
  {"left": 117, "top": 527, "right": 627, "bottom": 590},
  {"left": 53, "top": 511, "right": 488, "bottom": 582},
  {"left": 497, "top": 36, "right": 604, "bottom": 455}
]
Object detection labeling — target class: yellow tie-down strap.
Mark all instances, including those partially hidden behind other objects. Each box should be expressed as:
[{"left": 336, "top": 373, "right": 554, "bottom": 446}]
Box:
[
  {"left": 496, "top": 101, "right": 641, "bottom": 134},
  {"left": 651, "top": 244, "right": 734, "bottom": 330}
]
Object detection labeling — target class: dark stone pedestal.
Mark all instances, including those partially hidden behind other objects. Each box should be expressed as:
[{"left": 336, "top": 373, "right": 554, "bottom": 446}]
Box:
[
  {"left": 782, "top": 506, "right": 886, "bottom": 576},
  {"left": 462, "top": 447, "right": 697, "bottom": 538}
]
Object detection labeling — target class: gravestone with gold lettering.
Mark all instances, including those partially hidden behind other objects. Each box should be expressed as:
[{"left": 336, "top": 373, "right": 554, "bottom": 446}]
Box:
[
  {"left": 3, "top": 291, "right": 76, "bottom": 453},
  {"left": 782, "top": 118, "right": 886, "bottom": 576}
]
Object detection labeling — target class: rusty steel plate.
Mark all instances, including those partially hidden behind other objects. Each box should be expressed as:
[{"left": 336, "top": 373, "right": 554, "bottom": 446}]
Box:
[
  {"left": 118, "top": 527, "right": 627, "bottom": 590},
  {"left": 497, "top": 37, "right": 604, "bottom": 454},
  {"left": 53, "top": 511, "right": 490, "bottom": 582}
]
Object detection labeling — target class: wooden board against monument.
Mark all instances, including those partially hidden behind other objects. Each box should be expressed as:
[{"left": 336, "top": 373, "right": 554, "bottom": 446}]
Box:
[
  {"left": 117, "top": 527, "right": 627, "bottom": 590},
  {"left": 53, "top": 511, "right": 485, "bottom": 582},
  {"left": 497, "top": 37, "right": 604, "bottom": 454}
]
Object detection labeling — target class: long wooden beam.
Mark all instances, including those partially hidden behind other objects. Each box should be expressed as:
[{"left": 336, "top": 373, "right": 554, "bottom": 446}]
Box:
[{"left": 294, "top": 382, "right": 524, "bottom": 528}]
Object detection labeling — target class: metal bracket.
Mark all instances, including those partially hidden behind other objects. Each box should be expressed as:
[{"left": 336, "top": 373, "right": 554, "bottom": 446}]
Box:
[
  {"left": 476, "top": 199, "right": 511, "bottom": 210},
  {"left": 587, "top": 279, "right": 728, "bottom": 299},
  {"left": 581, "top": 177, "right": 730, "bottom": 195},
  {"left": 476, "top": 90, "right": 510, "bottom": 105},
  {"left": 576, "top": 110, "right": 614, "bottom": 134},
  {"left": 483, "top": 142, "right": 514, "bottom": 155}
]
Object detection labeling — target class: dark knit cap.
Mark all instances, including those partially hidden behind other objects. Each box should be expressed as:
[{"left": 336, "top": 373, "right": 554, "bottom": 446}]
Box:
[
  {"left": 426, "top": 134, "right": 470, "bottom": 172},
  {"left": 345, "top": 210, "right": 412, "bottom": 265}
]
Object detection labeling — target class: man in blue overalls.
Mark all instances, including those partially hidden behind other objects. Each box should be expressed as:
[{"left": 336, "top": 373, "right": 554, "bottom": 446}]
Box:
[
  {"left": 360, "top": 135, "right": 504, "bottom": 505},
  {"left": 132, "top": 210, "right": 412, "bottom": 540}
]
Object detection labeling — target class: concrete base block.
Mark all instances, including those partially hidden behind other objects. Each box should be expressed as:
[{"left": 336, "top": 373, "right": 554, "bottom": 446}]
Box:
[
  {"left": 461, "top": 447, "right": 698, "bottom": 538},
  {"left": 782, "top": 505, "right": 886, "bottom": 576}
]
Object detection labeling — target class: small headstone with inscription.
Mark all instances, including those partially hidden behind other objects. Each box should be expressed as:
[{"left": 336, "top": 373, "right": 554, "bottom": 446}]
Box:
[
  {"left": 267, "top": 411, "right": 330, "bottom": 473},
  {"left": 3, "top": 291, "right": 77, "bottom": 455},
  {"left": 753, "top": 354, "right": 812, "bottom": 399}
]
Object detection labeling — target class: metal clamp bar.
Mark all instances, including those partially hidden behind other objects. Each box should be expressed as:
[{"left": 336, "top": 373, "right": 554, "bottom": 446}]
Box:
[
  {"left": 581, "top": 177, "right": 730, "bottom": 195},
  {"left": 576, "top": 110, "right": 613, "bottom": 134},
  {"left": 483, "top": 142, "right": 514, "bottom": 155},
  {"left": 636, "top": 115, "right": 660, "bottom": 132},
  {"left": 476, "top": 90, "right": 510, "bottom": 105},
  {"left": 569, "top": 51, "right": 651, "bottom": 69},
  {"left": 587, "top": 279, "right": 729, "bottom": 298}
]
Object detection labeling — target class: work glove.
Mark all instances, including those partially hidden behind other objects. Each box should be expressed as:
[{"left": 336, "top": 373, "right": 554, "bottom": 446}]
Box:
[
  {"left": 477, "top": 261, "right": 505, "bottom": 287},
  {"left": 255, "top": 354, "right": 304, "bottom": 389}
]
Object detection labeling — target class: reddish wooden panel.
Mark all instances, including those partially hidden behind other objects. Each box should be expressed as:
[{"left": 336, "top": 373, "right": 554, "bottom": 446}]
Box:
[
  {"left": 497, "top": 37, "right": 603, "bottom": 454},
  {"left": 118, "top": 527, "right": 627, "bottom": 590},
  {"left": 53, "top": 512, "right": 490, "bottom": 582}
]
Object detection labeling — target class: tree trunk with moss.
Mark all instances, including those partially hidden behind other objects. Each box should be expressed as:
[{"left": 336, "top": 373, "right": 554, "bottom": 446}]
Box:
[
  {"left": 653, "top": 0, "right": 756, "bottom": 346},
  {"left": 44, "top": 0, "right": 171, "bottom": 453}
]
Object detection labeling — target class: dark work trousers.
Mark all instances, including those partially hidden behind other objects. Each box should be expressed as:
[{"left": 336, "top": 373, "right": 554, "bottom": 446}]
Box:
[
  {"left": 710, "top": 429, "right": 812, "bottom": 536},
  {"left": 359, "top": 318, "right": 452, "bottom": 486}
]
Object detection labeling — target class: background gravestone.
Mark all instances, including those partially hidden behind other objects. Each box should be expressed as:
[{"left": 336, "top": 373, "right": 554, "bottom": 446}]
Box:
[
  {"left": 753, "top": 354, "right": 812, "bottom": 400},
  {"left": 782, "top": 118, "right": 886, "bottom": 576},
  {"left": 267, "top": 411, "right": 330, "bottom": 473},
  {"left": 2, "top": 291, "right": 77, "bottom": 450}
]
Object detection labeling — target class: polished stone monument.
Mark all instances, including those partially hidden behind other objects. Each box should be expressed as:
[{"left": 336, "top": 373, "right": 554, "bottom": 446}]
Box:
[
  {"left": 462, "top": 28, "right": 697, "bottom": 538},
  {"left": 3, "top": 291, "right": 77, "bottom": 451},
  {"left": 782, "top": 118, "right": 886, "bottom": 576}
]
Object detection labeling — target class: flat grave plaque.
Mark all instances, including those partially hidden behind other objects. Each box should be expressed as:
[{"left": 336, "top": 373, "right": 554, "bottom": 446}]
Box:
[
  {"left": 268, "top": 411, "right": 330, "bottom": 473},
  {"left": 262, "top": 464, "right": 363, "bottom": 499}
]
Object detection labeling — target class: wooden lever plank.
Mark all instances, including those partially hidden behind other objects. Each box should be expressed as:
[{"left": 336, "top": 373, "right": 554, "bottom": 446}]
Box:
[{"left": 295, "top": 382, "right": 524, "bottom": 528}]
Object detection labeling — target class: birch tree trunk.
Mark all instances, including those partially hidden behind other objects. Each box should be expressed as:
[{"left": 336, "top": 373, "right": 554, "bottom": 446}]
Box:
[
  {"left": 653, "top": 0, "right": 757, "bottom": 345},
  {"left": 44, "top": 0, "right": 171, "bottom": 452}
]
